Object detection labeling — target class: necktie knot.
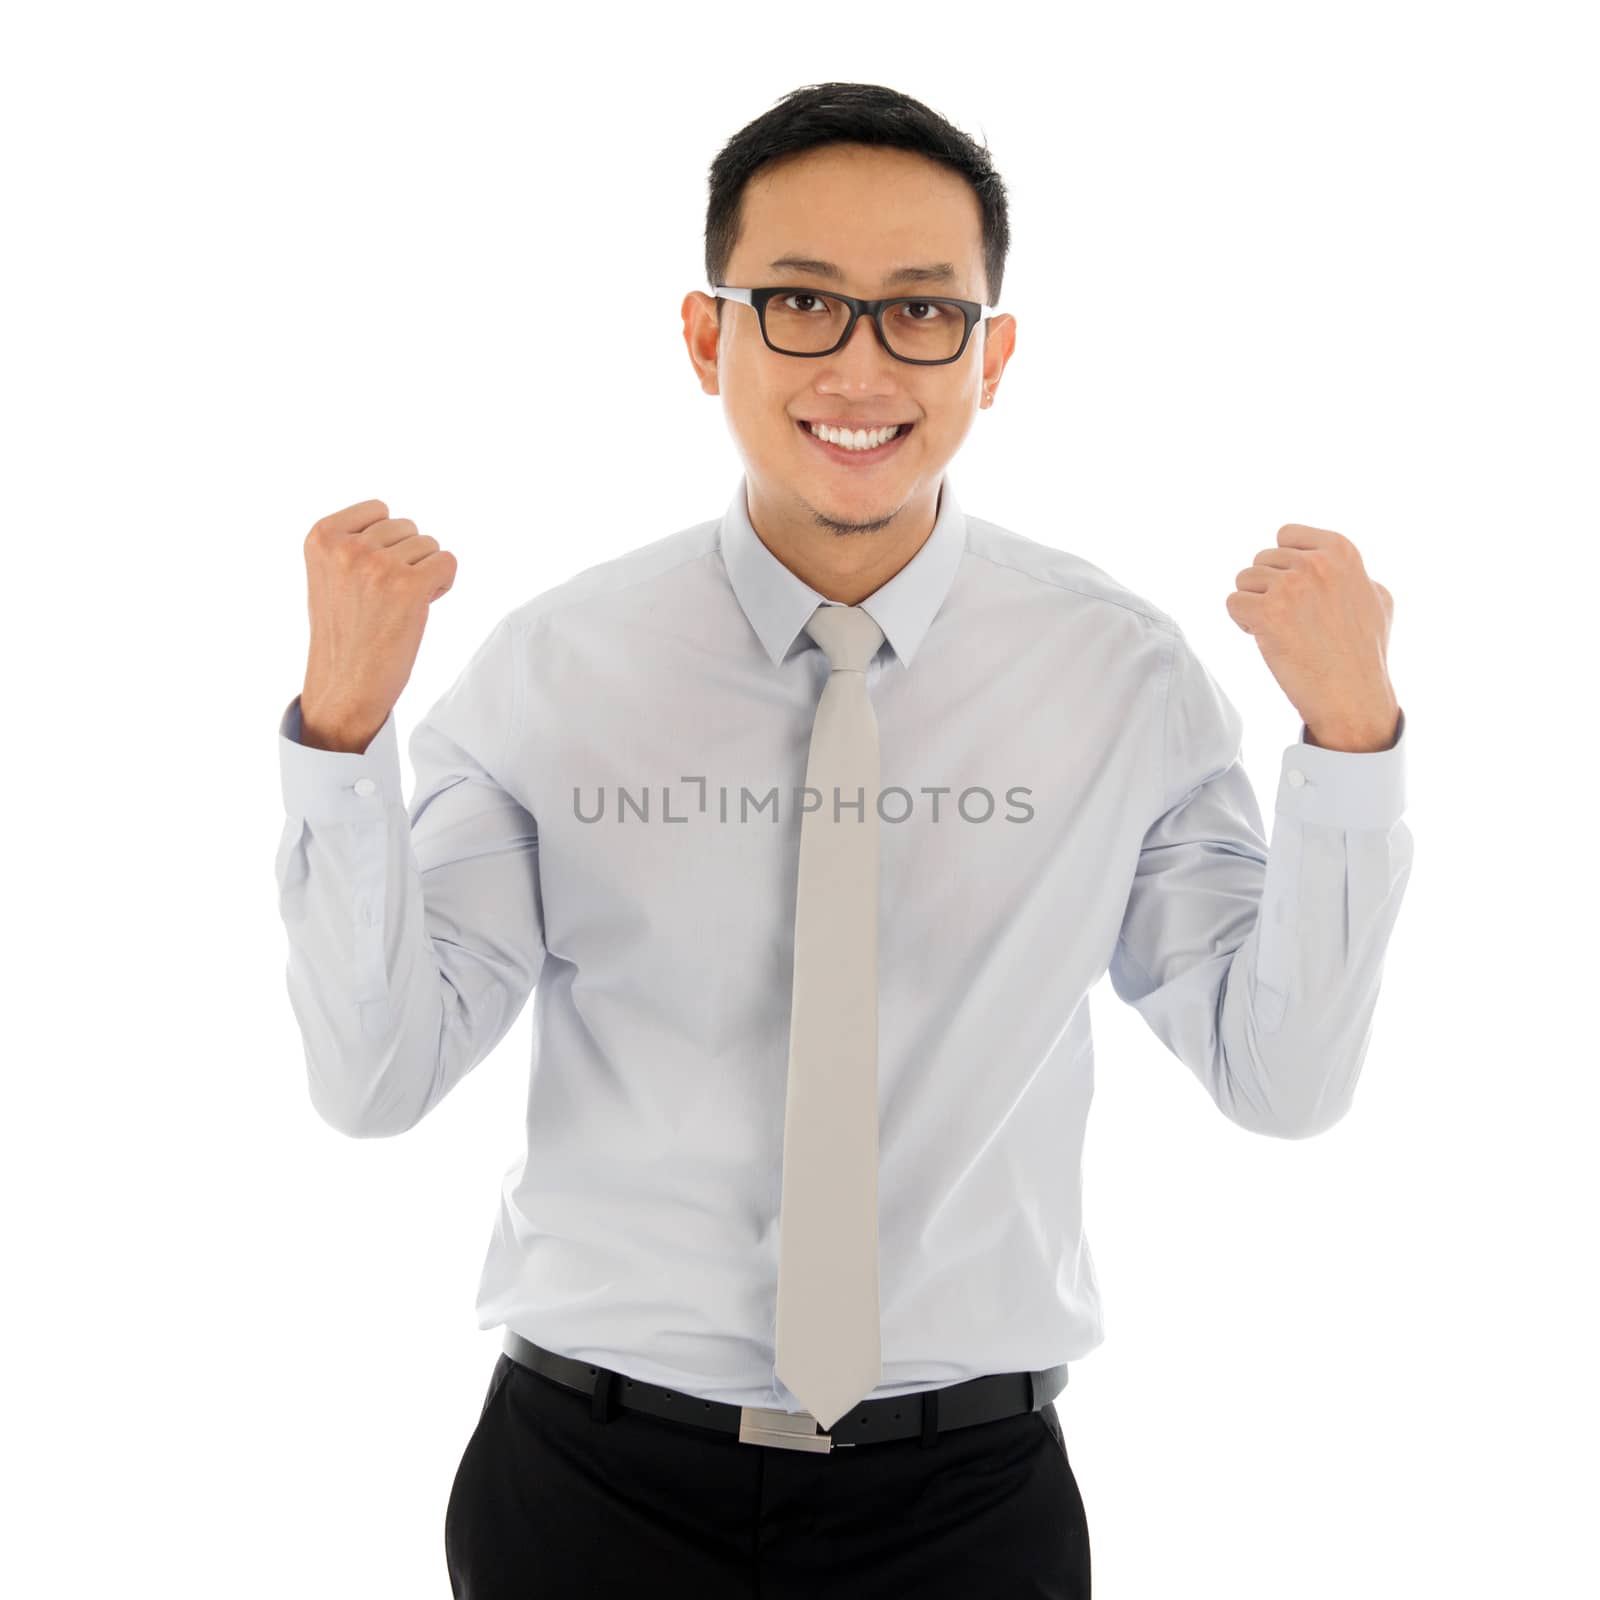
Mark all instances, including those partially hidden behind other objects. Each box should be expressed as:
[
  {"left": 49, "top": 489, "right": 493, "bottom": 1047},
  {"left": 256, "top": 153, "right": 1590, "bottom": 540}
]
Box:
[{"left": 803, "top": 603, "right": 885, "bottom": 676}]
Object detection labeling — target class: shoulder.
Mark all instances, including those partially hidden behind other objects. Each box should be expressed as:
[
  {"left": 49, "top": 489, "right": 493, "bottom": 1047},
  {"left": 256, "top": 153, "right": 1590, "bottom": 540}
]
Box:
[
  {"left": 498, "top": 517, "right": 724, "bottom": 643},
  {"left": 961, "top": 513, "right": 1181, "bottom": 641}
]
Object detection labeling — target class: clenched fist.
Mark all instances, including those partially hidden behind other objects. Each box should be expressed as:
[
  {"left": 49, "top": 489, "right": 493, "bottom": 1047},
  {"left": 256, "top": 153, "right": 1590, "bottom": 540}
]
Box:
[{"left": 299, "top": 499, "right": 457, "bottom": 753}]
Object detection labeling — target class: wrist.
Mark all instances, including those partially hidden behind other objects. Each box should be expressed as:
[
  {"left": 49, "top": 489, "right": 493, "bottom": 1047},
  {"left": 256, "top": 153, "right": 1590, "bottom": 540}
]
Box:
[{"left": 299, "top": 694, "right": 384, "bottom": 754}]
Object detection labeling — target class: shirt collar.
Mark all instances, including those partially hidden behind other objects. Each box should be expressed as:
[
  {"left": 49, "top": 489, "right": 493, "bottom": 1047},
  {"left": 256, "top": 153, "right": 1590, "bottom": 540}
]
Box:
[{"left": 717, "top": 471, "right": 968, "bottom": 670}]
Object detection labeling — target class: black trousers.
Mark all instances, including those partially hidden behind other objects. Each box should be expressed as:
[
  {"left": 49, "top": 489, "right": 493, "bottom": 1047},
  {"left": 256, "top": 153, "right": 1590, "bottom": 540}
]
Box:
[{"left": 445, "top": 1351, "right": 1091, "bottom": 1597}]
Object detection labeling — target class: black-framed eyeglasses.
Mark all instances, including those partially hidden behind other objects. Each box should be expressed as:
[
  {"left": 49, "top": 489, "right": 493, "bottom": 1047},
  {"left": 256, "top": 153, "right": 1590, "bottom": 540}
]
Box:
[{"left": 712, "top": 285, "right": 997, "bottom": 366}]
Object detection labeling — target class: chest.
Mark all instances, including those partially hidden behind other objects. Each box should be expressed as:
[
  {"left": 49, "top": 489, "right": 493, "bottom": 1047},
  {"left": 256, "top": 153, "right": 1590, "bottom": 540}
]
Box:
[{"left": 515, "top": 637, "right": 1156, "bottom": 969}]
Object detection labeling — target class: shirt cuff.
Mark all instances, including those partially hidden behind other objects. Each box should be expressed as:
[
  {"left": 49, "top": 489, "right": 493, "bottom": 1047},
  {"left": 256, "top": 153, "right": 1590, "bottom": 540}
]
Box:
[
  {"left": 1275, "top": 707, "right": 1407, "bottom": 829},
  {"left": 278, "top": 694, "right": 404, "bottom": 822}
]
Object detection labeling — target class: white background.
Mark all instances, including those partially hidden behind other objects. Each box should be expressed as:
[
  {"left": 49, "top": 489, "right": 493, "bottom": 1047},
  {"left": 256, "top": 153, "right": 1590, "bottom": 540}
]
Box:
[{"left": 5, "top": 2, "right": 1595, "bottom": 1595}]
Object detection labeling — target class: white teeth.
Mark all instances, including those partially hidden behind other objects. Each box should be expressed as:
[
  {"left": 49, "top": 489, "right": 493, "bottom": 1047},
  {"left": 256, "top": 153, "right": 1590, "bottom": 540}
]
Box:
[{"left": 806, "top": 421, "right": 903, "bottom": 450}]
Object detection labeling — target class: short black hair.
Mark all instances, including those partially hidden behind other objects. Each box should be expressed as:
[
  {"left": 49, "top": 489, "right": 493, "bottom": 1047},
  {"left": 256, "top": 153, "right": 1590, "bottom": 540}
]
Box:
[{"left": 705, "top": 82, "right": 1010, "bottom": 327}]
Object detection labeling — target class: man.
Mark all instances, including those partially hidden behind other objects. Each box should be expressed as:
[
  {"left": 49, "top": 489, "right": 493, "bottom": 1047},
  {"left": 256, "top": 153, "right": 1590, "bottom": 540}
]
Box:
[{"left": 275, "top": 81, "right": 1410, "bottom": 1599}]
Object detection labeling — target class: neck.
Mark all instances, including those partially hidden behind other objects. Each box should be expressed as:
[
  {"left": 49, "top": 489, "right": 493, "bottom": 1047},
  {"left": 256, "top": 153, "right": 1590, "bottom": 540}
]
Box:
[{"left": 743, "top": 476, "right": 941, "bottom": 605}]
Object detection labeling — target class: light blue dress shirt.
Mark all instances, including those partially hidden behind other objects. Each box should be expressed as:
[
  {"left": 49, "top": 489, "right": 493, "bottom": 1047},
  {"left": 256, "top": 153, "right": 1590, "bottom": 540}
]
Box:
[{"left": 275, "top": 472, "right": 1412, "bottom": 1413}]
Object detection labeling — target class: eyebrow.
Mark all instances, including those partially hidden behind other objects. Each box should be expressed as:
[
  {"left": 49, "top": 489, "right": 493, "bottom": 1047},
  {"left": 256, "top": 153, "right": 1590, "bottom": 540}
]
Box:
[{"left": 767, "top": 255, "right": 962, "bottom": 289}]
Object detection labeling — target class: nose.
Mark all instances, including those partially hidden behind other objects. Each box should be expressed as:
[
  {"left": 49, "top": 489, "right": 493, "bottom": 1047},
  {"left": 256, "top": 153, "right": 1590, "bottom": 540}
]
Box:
[{"left": 817, "top": 309, "right": 905, "bottom": 396}]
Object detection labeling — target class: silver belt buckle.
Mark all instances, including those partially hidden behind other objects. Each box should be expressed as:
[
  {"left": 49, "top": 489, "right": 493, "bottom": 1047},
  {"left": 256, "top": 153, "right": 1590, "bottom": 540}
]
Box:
[{"left": 739, "top": 1403, "right": 833, "bottom": 1453}]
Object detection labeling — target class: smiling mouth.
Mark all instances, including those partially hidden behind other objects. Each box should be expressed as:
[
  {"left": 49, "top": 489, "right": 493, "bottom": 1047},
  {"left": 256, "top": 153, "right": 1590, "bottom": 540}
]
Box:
[{"left": 796, "top": 418, "right": 916, "bottom": 462}]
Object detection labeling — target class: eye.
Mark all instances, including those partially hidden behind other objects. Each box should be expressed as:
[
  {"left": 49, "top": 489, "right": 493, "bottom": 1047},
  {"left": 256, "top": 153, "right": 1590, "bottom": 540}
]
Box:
[
  {"left": 896, "top": 301, "right": 946, "bottom": 322},
  {"left": 780, "top": 293, "right": 829, "bottom": 313}
]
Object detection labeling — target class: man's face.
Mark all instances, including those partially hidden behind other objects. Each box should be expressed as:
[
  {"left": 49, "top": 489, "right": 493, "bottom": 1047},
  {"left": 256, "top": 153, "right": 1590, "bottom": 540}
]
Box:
[{"left": 684, "top": 142, "right": 1015, "bottom": 539}]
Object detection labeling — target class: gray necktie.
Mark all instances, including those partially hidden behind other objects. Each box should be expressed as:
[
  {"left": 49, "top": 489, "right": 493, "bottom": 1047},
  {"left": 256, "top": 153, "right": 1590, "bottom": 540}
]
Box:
[{"left": 774, "top": 602, "right": 886, "bottom": 1431}]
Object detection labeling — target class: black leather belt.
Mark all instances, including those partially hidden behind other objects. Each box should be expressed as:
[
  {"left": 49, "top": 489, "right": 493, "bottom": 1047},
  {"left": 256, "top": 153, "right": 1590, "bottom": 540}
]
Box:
[{"left": 502, "top": 1329, "right": 1068, "bottom": 1455}]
